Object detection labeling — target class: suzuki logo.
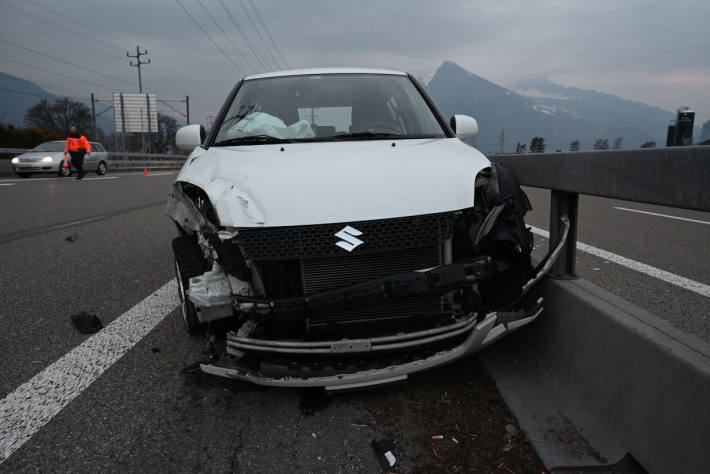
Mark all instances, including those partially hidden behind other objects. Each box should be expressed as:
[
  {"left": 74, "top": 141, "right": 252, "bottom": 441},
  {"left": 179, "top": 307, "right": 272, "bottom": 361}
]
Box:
[{"left": 334, "top": 225, "right": 364, "bottom": 252}]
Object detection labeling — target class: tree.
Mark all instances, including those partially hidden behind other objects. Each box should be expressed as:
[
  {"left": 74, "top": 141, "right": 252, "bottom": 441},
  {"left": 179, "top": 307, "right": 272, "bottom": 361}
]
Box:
[
  {"left": 613, "top": 137, "right": 623, "bottom": 149},
  {"left": 593, "top": 138, "right": 609, "bottom": 150},
  {"left": 570, "top": 140, "right": 580, "bottom": 151},
  {"left": 0, "top": 123, "right": 61, "bottom": 148},
  {"left": 640, "top": 141, "right": 656, "bottom": 148},
  {"left": 530, "top": 137, "right": 545, "bottom": 153},
  {"left": 24, "top": 97, "right": 92, "bottom": 136},
  {"left": 154, "top": 113, "right": 179, "bottom": 154},
  {"left": 515, "top": 142, "right": 527, "bottom": 153}
]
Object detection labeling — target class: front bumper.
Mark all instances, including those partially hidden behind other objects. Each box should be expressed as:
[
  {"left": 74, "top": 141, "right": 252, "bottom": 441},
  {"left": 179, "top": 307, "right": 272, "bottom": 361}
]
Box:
[
  {"left": 12, "top": 162, "right": 59, "bottom": 173},
  {"left": 202, "top": 300, "right": 542, "bottom": 391}
]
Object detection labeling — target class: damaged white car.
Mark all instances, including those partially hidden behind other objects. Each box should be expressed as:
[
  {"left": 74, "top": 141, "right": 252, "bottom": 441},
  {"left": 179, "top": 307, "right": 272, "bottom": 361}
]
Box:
[{"left": 167, "top": 68, "right": 566, "bottom": 391}]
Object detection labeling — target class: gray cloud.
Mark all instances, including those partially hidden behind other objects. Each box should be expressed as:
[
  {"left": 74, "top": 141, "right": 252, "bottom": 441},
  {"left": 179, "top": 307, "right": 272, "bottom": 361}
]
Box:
[{"left": 2, "top": 0, "right": 708, "bottom": 124}]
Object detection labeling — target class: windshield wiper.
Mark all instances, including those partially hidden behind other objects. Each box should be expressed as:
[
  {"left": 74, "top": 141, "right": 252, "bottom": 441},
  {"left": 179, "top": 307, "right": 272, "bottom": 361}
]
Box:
[
  {"left": 332, "top": 132, "right": 404, "bottom": 141},
  {"left": 214, "top": 135, "right": 292, "bottom": 146}
]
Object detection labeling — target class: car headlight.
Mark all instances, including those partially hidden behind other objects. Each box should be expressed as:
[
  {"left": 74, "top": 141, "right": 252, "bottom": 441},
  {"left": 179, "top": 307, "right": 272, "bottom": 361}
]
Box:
[
  {"left": 41, "top": 156, "right": 54, "bottom": 162},
  {"left": 11, "top": 157, "right": 19, "bottom": 163}
]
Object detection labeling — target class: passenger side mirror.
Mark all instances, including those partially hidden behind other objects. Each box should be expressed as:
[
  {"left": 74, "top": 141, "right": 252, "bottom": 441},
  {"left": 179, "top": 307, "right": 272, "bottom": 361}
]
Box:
[
  {"left": 450, "top": 115, "right": 478, "bottom": 139},
  {"left": 176, "top": 124, "right": 206, "bottom": 150}
]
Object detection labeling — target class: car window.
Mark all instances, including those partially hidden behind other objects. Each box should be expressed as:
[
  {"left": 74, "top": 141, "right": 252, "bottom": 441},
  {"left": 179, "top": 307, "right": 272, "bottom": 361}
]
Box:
[
  {"left": 32, "top": 141, "right": 65, "bottom": 152},
  {"left": 91, "top": 143, "right": 105, "bottom": 152},
  {"left": 214, "top": 74, "right": 447, "bottom": 145}
]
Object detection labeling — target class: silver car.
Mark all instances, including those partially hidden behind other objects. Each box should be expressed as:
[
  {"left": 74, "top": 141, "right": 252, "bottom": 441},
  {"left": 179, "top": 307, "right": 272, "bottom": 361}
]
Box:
[{"left": 11, "top": 140, "right": 109, "bottom": 178}]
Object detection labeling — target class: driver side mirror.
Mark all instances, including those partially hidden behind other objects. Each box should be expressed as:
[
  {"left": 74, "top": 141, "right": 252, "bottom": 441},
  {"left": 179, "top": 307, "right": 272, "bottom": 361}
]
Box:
[
  {"left": 450, "top": 115, "right": 478, "bottom": 139},
  {"left": 176, "top": 124, "right": 206, "bottom": 150}
]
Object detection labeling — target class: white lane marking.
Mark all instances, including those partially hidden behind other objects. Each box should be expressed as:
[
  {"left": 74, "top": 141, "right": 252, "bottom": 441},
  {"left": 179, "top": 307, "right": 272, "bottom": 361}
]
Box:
[
  {"left": 144, "top": 172, "right": 176, "bottom": 176},
  {"left": 0, "top": 280, "right": 178, "bottom": 464},
  {"left": 530, "top": 226, "right": 710, "bottom": 298},
  {"left": 0, "top": 183, "right": 15, "bottom": 186},
  {"left": 0, "top": 177, "right": 67, "bottom": 183},
  {"left": 84, "top": 176, "right": 119, "bottom": 180},
  {"left": 613, "top": 207, "right": 710, "bottom": 226}
]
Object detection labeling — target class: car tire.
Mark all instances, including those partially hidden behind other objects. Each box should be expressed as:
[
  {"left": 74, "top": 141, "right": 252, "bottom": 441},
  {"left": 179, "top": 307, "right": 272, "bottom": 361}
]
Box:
[
  {"left": 17, "top": 173, "right": 32, "bottom": 178},
  {"left": 58, "top": 164, "right": 71, "bottom": 177},
  {"left": 172, "top": 235, "right": 210, "bottom": 336},
  {"left": 96, "top": 161, "right": 108, "bottom": 175}
]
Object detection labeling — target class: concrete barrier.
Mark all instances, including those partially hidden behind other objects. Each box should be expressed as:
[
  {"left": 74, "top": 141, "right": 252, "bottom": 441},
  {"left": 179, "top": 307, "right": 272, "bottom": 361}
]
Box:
[{"left": 480, "top": 277, "right": 710, "bottom": 473}]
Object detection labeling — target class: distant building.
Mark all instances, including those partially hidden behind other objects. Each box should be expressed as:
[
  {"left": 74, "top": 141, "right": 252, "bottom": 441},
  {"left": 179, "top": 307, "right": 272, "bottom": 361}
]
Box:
[{"left": 666, "top": 107, "right": 695, "bottom": 146}]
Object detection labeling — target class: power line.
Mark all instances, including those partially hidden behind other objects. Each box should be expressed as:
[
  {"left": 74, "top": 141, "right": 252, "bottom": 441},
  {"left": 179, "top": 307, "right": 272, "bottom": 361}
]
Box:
[
  {"left": 196, "top": 0, "right": 255, "bottom": 72},
  {"left": 218, "top": 0, "right": 268, "bottom": 71},
  {"left": 247, "top": 0, "right": 289, "bottom": 69},
  {"left": 13, "top": 0, "right": 211, "bottom": 100},
  {"left": 0, "top": 37, "right": 138, "bottom": 89},
  {"left": 0, "top": 56, "right": 115, "bottom": 92},
  {"left": 175, "top": 0, "right": 245, "bottom": 74},
  {"left": 238, "top": 0, "right": 279, "bottom": 69}
]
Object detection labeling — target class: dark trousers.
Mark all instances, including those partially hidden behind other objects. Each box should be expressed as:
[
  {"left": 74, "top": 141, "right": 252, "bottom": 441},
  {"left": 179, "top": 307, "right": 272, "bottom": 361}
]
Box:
[{"left": 70, "top": 151, "right": 86, "bottom": 178}]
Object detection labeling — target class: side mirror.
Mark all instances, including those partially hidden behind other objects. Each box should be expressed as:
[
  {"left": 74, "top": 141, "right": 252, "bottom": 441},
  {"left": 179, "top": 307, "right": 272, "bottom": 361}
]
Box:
[
  {"left": 450, "top": 115, "right": 478, "bottom": 139},
  {"left": 176, "top": 124, "right": 206, "bottom": 150}
]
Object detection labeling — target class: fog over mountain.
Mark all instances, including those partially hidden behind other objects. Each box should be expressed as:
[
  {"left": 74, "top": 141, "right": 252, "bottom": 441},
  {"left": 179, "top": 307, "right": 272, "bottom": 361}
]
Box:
[{"left": 426, "top": 61, "right": 676, "bottom": 153}]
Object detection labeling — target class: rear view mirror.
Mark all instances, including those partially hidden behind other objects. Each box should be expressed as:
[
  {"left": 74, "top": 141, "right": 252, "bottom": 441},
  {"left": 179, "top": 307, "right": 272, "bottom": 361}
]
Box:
[
  {"left": 450, "top": 115, "right": 478, "bottom": 139},
  {"left": 176, "top": 124, "right": 206, "bottom": 150}
]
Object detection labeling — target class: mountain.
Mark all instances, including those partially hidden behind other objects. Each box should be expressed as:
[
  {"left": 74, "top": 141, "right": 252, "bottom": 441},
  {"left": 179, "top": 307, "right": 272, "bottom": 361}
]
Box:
[
  {"left": 425, "top": 61, "right": 674, "bottom": 153},
  {"left": 0, "top": 72, "right": 114, "bottom": 132},
  {"left": 0, "top": 72, "right": 59, "bottom": 125}
]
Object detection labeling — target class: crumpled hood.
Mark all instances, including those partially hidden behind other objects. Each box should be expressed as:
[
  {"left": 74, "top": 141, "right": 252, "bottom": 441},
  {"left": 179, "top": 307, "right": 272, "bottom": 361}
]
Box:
[{"left": 175, "top": 138, "right": 490, "bottom": 228}]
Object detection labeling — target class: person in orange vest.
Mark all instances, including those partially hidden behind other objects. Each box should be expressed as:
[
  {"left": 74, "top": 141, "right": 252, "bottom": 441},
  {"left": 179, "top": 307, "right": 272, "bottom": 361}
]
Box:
[{"left": 64, "top": 126, "right": 91, "bottom": 180}]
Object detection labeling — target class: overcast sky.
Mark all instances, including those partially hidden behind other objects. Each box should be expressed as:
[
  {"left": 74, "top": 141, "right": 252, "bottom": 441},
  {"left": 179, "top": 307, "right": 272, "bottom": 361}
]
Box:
[{"left": 2, "top": 0, "right": 708, "bottom": 125}]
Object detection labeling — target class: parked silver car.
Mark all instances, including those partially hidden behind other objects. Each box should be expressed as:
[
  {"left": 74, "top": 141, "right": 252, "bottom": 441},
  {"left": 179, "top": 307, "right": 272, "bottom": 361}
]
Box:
[{"left": 11, "top": 140, "right": 109, "bottom": 178}]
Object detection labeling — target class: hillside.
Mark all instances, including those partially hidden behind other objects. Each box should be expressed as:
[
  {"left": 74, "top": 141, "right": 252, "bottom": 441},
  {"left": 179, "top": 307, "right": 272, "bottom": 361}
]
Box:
[{"left": 426, "top": 61, "right": 674, "bottom": 152}]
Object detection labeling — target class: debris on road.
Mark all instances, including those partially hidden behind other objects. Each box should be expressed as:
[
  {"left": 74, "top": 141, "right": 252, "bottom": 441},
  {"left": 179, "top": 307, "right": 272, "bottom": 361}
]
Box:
[
  {"left": 431, "top": 435, "right": 444, "bottom": 440},
  {"left": 70, "top": 311, "right": 103, "bottom": 333},
  {"left": 65, "top": 232, "right": 78, "bottom": 242},
  {"left": 151, "top": 347, "right": 161, "bottom": 353},
  {"left": 433, "top": 448, "right": 443, "bottom": 459},
  {"left": 371, "top": 439, "right": 396, "bottom": 469}
]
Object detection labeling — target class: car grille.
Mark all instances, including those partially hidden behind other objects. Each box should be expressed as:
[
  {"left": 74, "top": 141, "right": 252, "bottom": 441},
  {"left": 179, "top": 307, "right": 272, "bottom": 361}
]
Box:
[
  {"left": 307, "top": 295, "right": 443, "bottom": 329},
  {"left": 302, "top": 245, "right": 441, "bottom": 294},
  {"left": 238, "top": 211, "right": 458, "bottom": 260}
]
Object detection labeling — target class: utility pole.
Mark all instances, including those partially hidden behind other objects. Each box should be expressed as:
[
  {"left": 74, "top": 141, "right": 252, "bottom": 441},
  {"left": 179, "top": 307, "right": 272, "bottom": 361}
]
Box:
[
  {"left": 127, "top": 46, "right": 150, "bottom": 92},
  {"left": 499, "top": 128, "right": 505, "bottom": 154},
  {"left": 90, "top": 93, "right": 97, "bottom": 140},
  {"left": 185, "top": 95, "right": 190, "bottom": 124}
]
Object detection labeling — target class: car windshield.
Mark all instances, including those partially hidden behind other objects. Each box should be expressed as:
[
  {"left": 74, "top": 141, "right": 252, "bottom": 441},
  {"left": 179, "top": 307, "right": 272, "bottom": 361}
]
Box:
[
  {"left": 32, "top": 141, "right": 65, "bottom": 152},
  {"left": 213, "top": 73, "right": 447, "bottom": 145}
]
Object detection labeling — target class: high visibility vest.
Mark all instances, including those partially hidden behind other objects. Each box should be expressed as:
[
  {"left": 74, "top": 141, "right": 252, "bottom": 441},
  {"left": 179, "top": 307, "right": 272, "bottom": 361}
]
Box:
[{"left": 64, "top": 135, "right": 91, "bottom": 156}]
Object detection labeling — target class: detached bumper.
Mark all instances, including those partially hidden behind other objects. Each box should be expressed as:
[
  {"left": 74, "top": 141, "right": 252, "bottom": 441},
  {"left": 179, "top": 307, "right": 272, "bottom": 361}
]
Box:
[{"left": 201, "top": 300, "right": 542, "bottom": 391}]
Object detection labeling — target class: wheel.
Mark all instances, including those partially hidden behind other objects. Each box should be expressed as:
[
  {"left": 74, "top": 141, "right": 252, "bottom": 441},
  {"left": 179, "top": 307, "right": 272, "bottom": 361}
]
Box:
[
  {"left": 58, "top": 163, "right": 71, "bottom": 177},
  {"left": 96, "top": 161, "right": 108, "bottom": 175},
  {"left": 17, "top": 173, "right": 32, "bottom": 178},
  {"left": 172, "top": 235, "right": 210, "bottom": 335}
]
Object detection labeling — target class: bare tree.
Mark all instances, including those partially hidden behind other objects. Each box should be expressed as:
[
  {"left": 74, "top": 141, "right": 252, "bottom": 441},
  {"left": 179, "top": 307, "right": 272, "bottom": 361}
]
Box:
[
  {"left": 613, "top": 137, "right": 623, "bottom": 149},
  {"left": 24, "top": 97, "right": 92, "bottom": 136},
  {"left": 154, "top": 114, "right": 179, "bottom": 154},
  {"left": 593, "top": 138, "right": 610, "bottom": 150},
  {"left": 570, "top": 140, "right": 580, "bottom": 151},
  {"left": 529, "top": 137, "right": 546, "bottom": 153},
  {"left": 640, "top": 141, "right": 656, "bottom": 148}
]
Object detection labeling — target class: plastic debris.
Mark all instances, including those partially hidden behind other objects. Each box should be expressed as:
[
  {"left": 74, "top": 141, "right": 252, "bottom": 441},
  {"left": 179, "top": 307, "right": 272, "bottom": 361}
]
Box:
[
  {"left": 431, "top": 435, "right": 444, "bottom": 440},
  {"left": 65, "top": 232, "right": 78, "bottom": 242},
  {"left": 70, "top": 311, "right": 103, "bottom": 333},
  {"left": 452, "top": 437, "right": 459, "bottom": 444},
  {"left": 371, "top": 439, "right": 396, "bottom": 469},
  {"left": 151, "top": 347, "right": 161, "bottom": 353},
  {"left": 432, "top": 448, "right": 443, "bottom": 459}
]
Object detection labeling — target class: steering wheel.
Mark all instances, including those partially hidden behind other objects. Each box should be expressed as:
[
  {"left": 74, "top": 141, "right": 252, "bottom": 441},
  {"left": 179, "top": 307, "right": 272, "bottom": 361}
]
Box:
[{"left": 355, "top": 121, "right": 402, "bottom": 134}]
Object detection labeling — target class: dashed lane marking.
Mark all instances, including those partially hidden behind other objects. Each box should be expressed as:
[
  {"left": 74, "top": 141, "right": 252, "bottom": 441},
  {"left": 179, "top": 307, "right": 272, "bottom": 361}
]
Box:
[
  {"left": 530, "top": 226, "right": 710, "bottom": 298},
  {"left": 613, "top": 206, "right": 710, "bottom": 226},
  {"left": 0, "top": 183, "right": 15, "bottom": 186},
  {"left": 0, "top": 280, "right": 179, "bottom": 464}
]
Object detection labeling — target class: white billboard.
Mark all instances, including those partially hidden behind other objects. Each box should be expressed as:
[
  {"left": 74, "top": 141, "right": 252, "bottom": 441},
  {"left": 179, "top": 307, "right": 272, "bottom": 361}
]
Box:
[{"left": 113, "top": 93, "right": 158, "bottom": 133}]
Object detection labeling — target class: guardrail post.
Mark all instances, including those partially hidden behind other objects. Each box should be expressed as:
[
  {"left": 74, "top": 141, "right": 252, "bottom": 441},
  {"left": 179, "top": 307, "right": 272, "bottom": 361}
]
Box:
[{"left": 549, "top": 190, "right": 579, "bottom": 278}]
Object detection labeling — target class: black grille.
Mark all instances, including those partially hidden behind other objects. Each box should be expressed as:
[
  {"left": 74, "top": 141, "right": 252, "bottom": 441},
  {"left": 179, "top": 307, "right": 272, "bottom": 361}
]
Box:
[
  {"left": 307, "top": 295, "right": 443, "bottom": 329},
  {"left": 302, "top": 245, "right": 441, "bottom": 294},
  {"left": 238, "top": 211, "right": 458, "bottom": 260}
]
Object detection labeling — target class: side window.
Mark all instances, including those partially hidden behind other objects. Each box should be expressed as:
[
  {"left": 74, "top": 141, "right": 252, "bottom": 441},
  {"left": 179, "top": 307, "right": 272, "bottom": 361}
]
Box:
[{"left": 91, "top": 143, "right": 105, "bottom": 152}]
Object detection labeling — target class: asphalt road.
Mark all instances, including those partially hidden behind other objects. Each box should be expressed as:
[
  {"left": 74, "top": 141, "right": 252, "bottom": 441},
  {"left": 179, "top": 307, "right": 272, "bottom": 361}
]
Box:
[{"left": 0, "top": 172, "right": 708, "bottom": 471}]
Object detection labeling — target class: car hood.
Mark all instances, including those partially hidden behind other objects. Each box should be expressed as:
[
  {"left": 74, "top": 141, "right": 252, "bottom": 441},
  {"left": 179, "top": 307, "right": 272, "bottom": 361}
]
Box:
[
  {"left": 175, "top": 138, "right": 490, "bottom": 228},
  {"left": 18, "top": 151, "right": 63, "bottom": 161}
]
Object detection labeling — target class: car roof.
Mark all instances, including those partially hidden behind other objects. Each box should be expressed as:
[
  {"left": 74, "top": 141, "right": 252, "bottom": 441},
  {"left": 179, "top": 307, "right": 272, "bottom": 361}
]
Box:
[{"left": 244, "top": 67, "right": 407, "bottom": 81}]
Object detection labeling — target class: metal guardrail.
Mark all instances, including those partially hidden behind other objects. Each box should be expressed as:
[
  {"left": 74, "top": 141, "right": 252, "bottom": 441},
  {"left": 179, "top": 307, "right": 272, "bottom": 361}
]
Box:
[{"left": 490, "top": 146, "right": 710, "bottom": 277}]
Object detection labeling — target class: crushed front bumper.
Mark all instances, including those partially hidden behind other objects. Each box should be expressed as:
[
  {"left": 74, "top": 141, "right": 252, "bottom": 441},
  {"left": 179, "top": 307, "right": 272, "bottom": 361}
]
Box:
[{"left": 201, "top": 300, "right": 543, "bottom": 391}]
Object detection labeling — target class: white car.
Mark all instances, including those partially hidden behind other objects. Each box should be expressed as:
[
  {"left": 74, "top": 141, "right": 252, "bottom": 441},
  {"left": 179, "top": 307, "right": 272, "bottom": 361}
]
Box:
[
  {"left": 11, "top": 140, "right": 109, "bottom": 178},
  {"left": 167, "top": 68, "right": 564, "bottom": 391}
]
